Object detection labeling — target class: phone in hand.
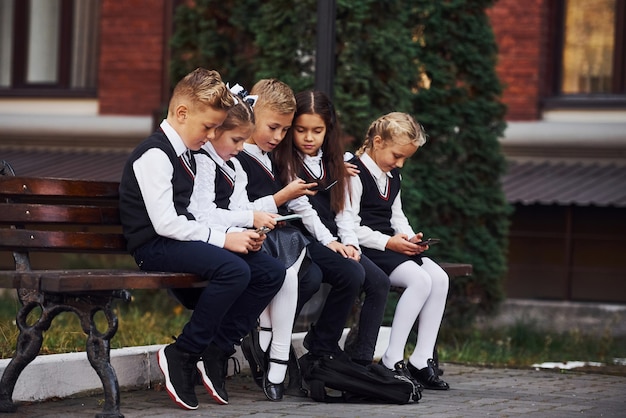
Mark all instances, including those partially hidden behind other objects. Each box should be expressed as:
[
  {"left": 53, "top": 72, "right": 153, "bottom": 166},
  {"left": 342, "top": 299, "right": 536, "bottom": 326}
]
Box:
[
  {"left": 255, "top": 226, "right": 271, "bottom": 234},
  {"left": 274, "top": 214, "right": 303, "bottom": 222},
  {"left": 309, "top": 180, "right": 338, "bottom": 192},
  {"left": 416, "top": 238, "right": 440, "bottom": 246}
]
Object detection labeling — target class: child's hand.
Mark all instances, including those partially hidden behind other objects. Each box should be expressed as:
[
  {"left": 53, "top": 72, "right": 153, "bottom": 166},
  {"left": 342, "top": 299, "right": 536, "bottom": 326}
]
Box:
[
  {"left": 326, "top": 240, "right": 355, "bottom": 259},
  {"left": 386, "top": 234, "right": 426, "bottom": 256},
  {"left": 407, "top": 232, "right": 432, "bottom": 249},
  {"left": 408, "top": 232, "right": 424, "bottom": 244},
  {"left": 344, "top": 161, "right": 360, "bottom": 177},
  {"left": 274, "top": 178, "right": 317, "bottom": 206},
  {"left": 224, "top": 230, "right": 265, "bottom": 254},
  {"left": 345, "top": 245, "right": 361, "bottom": 261},
  {"left": 252, "top": 211, "right": 277, "bottom": 231},
  {"left": 286, "top": 178, "right": 318, "bottom": 197}
]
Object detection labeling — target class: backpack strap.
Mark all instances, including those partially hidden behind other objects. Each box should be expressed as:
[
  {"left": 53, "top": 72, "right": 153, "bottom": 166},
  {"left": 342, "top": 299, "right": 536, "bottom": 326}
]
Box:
[
  {"left": 285, "top": 344, "right": 308, "bottom": 397},
  {"left": 308, "top": 379, "right": 346, "bottom": 403}
]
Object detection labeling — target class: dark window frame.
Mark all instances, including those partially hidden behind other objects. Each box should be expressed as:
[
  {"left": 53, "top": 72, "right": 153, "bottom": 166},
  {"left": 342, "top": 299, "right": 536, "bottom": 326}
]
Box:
[
  {"left": 0, "top": 0, "right": 97, "bottom": 98},
  {"left": 542, "top": 0, "right": 626, "bottom": 110}
]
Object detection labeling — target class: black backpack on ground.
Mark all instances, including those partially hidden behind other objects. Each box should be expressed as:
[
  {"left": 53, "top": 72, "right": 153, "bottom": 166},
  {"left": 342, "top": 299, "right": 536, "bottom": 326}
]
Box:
[{"left": 299, "top": 353, "right": 421, "bottom": 404}]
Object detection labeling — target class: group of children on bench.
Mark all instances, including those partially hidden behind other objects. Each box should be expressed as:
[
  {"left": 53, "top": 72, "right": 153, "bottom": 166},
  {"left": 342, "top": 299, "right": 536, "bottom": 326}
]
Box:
[{"left": 119, "top": 67, "right": 450, "bottom": 411}]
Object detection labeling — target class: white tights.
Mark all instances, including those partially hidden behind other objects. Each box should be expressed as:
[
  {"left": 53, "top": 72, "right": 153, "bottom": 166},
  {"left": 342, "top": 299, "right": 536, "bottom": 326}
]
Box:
[
  {"left": 258, "top": 249, "right": 306, "bottom": 384},
  {"left": 381, "top": 257, "right": 449, "bottom": 370}
]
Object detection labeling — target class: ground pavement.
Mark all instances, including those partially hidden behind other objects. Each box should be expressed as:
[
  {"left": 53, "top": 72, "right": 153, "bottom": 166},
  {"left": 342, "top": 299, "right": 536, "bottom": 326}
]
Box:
[{"left": 10, "top": 363, "right": 626, "bottom": 418}]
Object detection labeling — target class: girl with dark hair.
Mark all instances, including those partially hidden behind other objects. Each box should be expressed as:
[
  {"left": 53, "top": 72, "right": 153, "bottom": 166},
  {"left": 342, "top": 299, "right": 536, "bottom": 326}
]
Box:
[{"left": 274, "top": 90, "right": 391, "bottom": 368}]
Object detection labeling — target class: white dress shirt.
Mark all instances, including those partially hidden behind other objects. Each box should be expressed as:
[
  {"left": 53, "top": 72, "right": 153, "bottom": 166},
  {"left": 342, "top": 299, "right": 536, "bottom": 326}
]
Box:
[
  {"left": 232, "top": 143, "right": 337, "bottom": 245},
  {"left": 301, "top": 151, "right": 360, "bottom": 249},
  {"left": 131, "top": 120, "right": 221, "bottom": 247},
  {"left": 188, "top": 142, "right": 254, "bottom": 241}
]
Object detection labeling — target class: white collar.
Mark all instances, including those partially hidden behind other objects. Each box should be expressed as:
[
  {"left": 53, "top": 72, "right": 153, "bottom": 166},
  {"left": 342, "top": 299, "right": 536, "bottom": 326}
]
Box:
[
  {"left": 202, "top": 142, "right": 235, "bottom": 177},
  {"left": 243, "top": 142, "right": 265, "bottom": 157},
  {"left": 243, "top": 142, "right": 271, "bottom": 166},
  {"left": 301, "top": 149, "right": 324, "bottom": 166},
  {"left": 360, "top": 152, "right": 393, "bottom": 179},
  {"left": 160, "top": 119, "right": 188, "bottom": 157}
]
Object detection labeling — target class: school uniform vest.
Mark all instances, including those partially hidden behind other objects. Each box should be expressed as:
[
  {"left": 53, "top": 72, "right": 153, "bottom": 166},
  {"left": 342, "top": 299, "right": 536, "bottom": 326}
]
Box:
[
  {"left": 297, "top": 160, "right": 338, "bottom": 237},
  {"left": 352, "top": 156, "right": 401, "bottom": 236},
  {"left": 195, "top": 149, "right": 235, "bottom": 209},
  {"left": 235, "top": 151, "right": 289, "bottom": 215},
  {"left": 119, "top": 131, "right": 196, "bottom": 253}
]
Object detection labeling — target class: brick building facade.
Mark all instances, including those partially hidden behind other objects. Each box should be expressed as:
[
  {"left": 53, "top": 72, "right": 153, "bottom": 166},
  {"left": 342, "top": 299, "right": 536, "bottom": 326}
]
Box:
[{"left": 98, "top": 0, "right": 170, "bottom": 116}]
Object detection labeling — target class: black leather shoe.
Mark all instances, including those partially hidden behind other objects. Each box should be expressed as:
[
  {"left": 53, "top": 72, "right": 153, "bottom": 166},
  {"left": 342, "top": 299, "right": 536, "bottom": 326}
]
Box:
[
  {"left": 263, "top": 358, "right": 287, "bottom": 401},
  {"left": 408, "top": 359, "right": 450, "bottom": 390}
]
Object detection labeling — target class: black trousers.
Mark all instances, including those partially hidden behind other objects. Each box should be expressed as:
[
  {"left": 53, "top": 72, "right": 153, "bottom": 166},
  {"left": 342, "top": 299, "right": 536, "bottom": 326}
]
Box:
[
  {"left": 133, "top": 236, "right": 285, "bottom": 355},
  {"left": 303, "top": 242, "right": 365, "bottom": 356}
]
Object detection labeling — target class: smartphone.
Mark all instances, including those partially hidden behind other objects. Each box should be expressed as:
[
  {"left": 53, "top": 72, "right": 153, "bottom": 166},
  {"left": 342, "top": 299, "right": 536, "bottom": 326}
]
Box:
[
  {"left": 255, "top": 226, "right": 271, "bottom": 234},
  {"left": 274, "top": 214, "right": 303, "bottom": 222},
  {"left": 310, "top": 180, "right": 338, "bottom": 192},
  {"left": 416, "top": 238, "right": 440, "bottom": 246}
]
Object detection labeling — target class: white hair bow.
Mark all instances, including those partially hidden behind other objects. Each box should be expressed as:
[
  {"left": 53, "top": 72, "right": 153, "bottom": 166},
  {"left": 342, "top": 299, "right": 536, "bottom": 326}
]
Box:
[{"left": 227, "top": 83, "right": 258, "bottom": 108}]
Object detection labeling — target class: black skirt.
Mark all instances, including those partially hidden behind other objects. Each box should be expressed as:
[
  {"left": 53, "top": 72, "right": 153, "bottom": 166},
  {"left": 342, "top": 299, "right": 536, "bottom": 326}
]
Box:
[
  {"left": 262, "top": 225, "right": 310, "bottom": 268},
  {"left": 361, "top": 247, "right": 423, "bottom": 276}
]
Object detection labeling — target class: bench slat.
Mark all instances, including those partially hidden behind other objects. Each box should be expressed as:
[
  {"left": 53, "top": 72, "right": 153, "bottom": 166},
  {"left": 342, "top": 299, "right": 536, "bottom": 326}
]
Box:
[
  {"left": 0, "top": 270, "right": 208, "bottom": 292},
  {"left": 0, "top": 203, "right": 120, "bottom": 224},
  {"left": 440, "top": 262, "right": 473, "bottom": 277},
  {"left": 0, "top": 177, "right": 120, "bottom": 198},
  {"left": 0, "top": 229, "right": 127, "bottom": 252}
]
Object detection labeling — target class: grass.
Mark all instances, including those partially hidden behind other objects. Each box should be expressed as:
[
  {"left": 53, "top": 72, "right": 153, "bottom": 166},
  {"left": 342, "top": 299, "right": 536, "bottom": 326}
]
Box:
[
  {"left": 436, "top": 324, "right": 626, "bottom": 372},
  {"left": 2, "top": 290, "right": 625, "bottom": 375},
  {"left": 0, "top": 290, "right": 191, "bottom": 357}
]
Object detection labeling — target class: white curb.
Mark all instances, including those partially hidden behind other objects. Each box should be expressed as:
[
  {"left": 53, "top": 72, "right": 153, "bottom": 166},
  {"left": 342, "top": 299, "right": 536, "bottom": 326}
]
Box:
[{"left": 0, "top": 327, "right": 391, "bottom": 402}]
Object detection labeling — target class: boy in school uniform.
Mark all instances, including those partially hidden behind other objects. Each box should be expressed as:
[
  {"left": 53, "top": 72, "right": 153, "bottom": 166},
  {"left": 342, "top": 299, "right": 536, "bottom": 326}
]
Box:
[
  {"left": 234, "top": 79, "right": 364, "bottom": 367},
  {"left": 118, "top": 68, "right": 285, "bottom": 411}
]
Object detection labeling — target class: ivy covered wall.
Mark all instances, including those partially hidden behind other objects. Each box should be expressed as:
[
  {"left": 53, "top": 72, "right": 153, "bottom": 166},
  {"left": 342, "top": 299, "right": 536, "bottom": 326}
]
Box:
[{"left": 170, "top": 0, "right": 510, "bottom": 324}]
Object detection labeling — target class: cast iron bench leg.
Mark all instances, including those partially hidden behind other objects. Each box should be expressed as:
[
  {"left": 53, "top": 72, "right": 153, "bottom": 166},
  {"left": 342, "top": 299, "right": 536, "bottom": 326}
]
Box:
[
  {"left": 0, "top": 301, "right": 58, "bottom": 413},
  {"left": 76, "top": 297, "right": 124, "bottom": 418},
  {"left": 0, "top": 293, "right": 125, "bottom": 418}
]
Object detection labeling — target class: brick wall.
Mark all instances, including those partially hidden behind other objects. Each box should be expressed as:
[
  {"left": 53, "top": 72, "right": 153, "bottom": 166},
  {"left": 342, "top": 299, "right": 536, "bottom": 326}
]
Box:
[
  {"left": 98, "top": 0, "right": 168, "bottom": 116},
  {"left": 488, "top": 0, "right": 546, "bottom": 121},
  {"left": 95, "top": 1, "right": 545, "bottom": 121}
]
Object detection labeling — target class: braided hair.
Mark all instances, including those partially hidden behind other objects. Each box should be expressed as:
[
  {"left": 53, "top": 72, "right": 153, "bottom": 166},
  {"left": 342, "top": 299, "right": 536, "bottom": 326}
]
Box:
[{"left": 355, "top": 112, "right": 426, "bottom": 156}]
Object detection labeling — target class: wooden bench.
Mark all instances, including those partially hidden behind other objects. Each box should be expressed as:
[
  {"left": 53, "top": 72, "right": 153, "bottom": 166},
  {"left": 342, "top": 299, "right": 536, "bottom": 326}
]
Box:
[
  {"left": 0, "top": 172, "right": 208, "bottom": 418},
  {"left": 0, "top": 163, "right": 473, "bottom": 415},
  {"left": 297, "top": 263, "right": 473, "bottom": 331}
]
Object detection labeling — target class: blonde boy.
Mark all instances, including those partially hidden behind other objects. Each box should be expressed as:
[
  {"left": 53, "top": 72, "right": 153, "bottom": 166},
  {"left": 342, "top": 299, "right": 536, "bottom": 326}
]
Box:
[{"left": 119, "top": 69, "right": 285, "bottom": 410}]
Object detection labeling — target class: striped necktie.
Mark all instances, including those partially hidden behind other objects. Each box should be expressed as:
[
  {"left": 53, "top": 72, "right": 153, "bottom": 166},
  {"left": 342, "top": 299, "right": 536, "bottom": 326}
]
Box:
[{"left": 183, "top": 150, "right": 196, "bottom": 175}]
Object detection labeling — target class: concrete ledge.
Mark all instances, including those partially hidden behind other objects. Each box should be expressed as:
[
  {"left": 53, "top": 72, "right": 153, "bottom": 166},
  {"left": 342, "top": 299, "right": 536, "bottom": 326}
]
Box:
[
  {"left": 503, "top": 121, "right": 626, "bottom": 146},
  {"left": 0, "top": 114, "right": 153, "bottom": 150},
  {"left": 0, "top": 345, "right": 161, "bottom": 402},
  {"left": 6, "top": 298, "right": 622, "bottom": 403},
  {"left": 0, "top": 114, "right": 152, "bottom": 138},
  {"left": 0, "top": 327, "right": 392, "bottom": 403},
  {"left": 500, "top": 121, "right": 626, "bottom": 160}
]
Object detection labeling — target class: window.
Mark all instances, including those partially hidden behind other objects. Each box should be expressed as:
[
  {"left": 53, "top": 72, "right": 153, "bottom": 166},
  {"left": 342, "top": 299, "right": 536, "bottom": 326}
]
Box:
[
  {"left": 544, "top": 0, "right": 626, "bottom": 107},
  {"left": 0, "top": 0, "right": 100, "bottom": 97}
]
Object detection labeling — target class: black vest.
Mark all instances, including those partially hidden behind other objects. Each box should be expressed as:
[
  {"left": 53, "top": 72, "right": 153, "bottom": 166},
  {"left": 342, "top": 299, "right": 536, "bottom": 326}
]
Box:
[
  {"left": 352, "top": 156, "right": 401, "bottom": 236},
  {"left": 235, "top": 150, "right": 289, "bottom": 215},
  {"left": 297, "top": 160, "right": 338, "bottom": 237},
  {"left": 119, "top": 131, "right": 196, "bottom": 252}
]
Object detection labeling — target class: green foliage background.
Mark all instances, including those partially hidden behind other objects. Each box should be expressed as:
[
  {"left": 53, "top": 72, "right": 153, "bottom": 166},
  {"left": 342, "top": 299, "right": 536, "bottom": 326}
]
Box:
[{"left": 170, "top": 0, "right": 511, "bottom": 324}]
